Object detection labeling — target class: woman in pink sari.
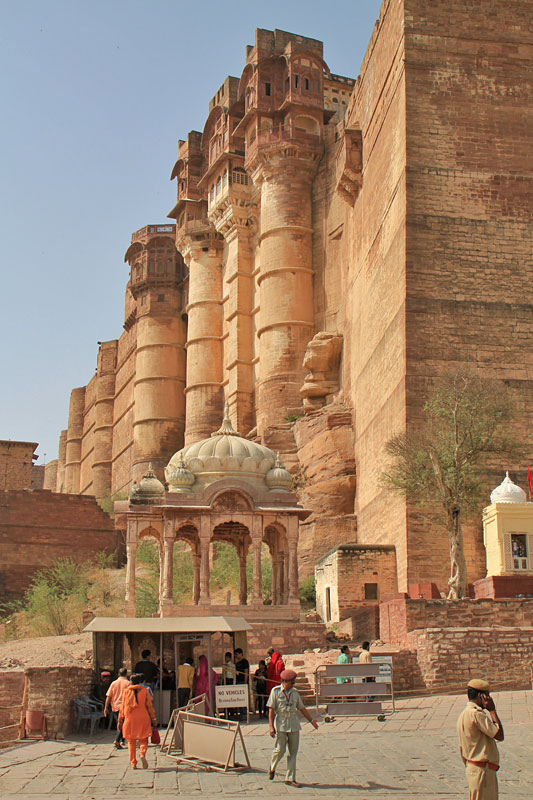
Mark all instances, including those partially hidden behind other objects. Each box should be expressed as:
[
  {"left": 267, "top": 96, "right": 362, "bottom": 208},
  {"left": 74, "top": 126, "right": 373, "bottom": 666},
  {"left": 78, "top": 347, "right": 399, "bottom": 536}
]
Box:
[{"left": 193, "top": 654, "right": 218, "bottom": 713}]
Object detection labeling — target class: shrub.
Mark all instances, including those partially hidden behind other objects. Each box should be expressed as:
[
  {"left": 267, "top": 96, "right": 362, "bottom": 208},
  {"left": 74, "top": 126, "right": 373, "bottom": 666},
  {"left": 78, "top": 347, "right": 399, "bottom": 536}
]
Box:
[{"left": 298, "top": 575, "right": 316, "bottom": 604}]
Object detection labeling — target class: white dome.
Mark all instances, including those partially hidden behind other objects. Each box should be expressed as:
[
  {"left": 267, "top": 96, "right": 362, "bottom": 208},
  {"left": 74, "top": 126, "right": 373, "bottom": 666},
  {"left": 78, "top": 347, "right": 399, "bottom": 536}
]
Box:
[
  {"left": 490, "top": 471, "right": 527, "bottom": 504},
  {"left": 265, "top": 453, "right": 293, "bottom": 492},
  {"left": 130, "top": 465, "right": 166, "bottom": 504},
  {"left": 165, "top": 403, "right": 277, "bottom": 492}
]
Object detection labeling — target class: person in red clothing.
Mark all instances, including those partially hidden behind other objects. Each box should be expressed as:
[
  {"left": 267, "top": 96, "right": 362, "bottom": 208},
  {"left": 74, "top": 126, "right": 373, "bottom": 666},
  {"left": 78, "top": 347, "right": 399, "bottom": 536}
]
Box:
[
  {"left": 118, "top": 673, "right": 156, "bottom": 770},
  {"left": 266, "top": 649, "right": 285, "bottom": 696}
]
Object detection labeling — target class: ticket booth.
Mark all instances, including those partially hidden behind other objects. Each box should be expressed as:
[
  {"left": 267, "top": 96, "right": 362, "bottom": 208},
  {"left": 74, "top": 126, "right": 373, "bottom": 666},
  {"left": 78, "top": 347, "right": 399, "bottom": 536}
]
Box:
[{"left": 84, "top": 616, "right": 252, "bottom": 723}]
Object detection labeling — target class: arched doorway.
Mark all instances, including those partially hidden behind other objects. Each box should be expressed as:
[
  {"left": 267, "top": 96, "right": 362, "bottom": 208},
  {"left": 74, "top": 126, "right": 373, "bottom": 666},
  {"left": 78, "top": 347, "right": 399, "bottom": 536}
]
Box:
[
  {"left": 211, "top": 521, "right": 252, "bottom": 605},
  {"left": 174, "top": 523, "right": 200, "bottom": 605},
  {"left": 135, "top": 525, "right": 161, "bottom": 617},
  {"left": 264, "top": 523, "right": 289, "bottom": 605}
]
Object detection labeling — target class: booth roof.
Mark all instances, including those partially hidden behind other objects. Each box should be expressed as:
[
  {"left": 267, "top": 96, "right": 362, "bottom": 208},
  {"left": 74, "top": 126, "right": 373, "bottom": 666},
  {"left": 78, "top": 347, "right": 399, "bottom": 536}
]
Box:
[{"left": 83, "top": 616, "right": 253, "bottom": 634}]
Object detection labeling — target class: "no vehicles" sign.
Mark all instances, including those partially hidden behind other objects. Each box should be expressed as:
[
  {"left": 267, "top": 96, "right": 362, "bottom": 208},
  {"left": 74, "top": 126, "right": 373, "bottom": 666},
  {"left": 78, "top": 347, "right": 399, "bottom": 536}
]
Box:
[{"left": 215, "top": 685, "right": 249, "bottom": 710}]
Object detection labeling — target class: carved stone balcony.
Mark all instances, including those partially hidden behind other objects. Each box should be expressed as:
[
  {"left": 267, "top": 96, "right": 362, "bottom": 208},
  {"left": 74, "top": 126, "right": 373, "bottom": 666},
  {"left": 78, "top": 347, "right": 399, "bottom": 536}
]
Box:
[{"left": 335, "top": 127, "right": 362, "bottom": 206}]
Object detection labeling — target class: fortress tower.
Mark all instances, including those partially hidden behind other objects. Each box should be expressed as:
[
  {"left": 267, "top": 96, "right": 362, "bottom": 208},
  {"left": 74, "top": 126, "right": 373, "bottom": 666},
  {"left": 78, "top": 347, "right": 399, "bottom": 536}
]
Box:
[
  {"left": 54, "top": 6, "right": 533, "bottom": 595},
  {"left": 124, "top": 225, "right": 187, "bottom": 482}
]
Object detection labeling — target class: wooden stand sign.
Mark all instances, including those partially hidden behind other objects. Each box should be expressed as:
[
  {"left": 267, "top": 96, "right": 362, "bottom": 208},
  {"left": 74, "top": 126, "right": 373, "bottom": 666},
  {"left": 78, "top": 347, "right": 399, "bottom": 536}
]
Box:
[{"left": 162, "top": 710, "right": 251, "bottom": 773}]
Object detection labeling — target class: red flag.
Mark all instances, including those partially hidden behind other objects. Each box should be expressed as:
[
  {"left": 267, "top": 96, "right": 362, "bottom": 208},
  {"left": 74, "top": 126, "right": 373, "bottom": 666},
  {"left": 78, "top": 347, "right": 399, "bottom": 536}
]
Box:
[{"left": 528, "top": 466, "right": 532, "bottom": 501}]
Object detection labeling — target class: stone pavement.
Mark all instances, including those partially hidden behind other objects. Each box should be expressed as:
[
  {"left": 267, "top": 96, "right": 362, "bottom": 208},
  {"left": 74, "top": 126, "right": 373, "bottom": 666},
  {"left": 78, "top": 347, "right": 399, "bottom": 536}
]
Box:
[{"left": 0, "top": 690, "right": 531, "bottom": 799}]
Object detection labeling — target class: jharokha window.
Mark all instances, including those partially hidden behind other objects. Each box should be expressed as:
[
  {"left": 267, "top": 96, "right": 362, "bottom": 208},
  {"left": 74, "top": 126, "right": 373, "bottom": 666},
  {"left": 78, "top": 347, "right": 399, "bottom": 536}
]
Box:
[{"left": 511, "top": 533, "right": 528, "bottom": 570}]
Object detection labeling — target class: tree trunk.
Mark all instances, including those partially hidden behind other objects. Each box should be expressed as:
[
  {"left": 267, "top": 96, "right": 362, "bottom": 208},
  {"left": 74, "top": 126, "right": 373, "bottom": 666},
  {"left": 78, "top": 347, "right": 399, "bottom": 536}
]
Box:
[{"left": 447, "top": 506, "right": 468, "bottom": 600}]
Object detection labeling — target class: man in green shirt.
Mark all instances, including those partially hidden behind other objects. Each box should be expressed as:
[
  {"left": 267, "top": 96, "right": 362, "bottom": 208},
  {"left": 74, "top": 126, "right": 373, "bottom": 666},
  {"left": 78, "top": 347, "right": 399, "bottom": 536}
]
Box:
[
  {"left": 267, "top": 668, "right": 319, "bottom": 787},
  {"left": 336, "top": 645, "right": 350, "bottom": 684}
]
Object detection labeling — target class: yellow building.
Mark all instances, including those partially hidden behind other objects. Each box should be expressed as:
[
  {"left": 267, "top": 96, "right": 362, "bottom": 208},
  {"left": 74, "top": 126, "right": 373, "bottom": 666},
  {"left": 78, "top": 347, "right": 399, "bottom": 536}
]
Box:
[{"left": 482, "top": 473, "right": 533, "bottom": 577}]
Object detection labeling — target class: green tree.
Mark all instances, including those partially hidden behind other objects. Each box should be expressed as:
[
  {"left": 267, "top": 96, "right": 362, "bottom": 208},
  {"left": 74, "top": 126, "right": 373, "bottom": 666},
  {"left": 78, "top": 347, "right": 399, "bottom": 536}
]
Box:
[{"left": 381, "top": 374, "right": 525, "bottom": 600}]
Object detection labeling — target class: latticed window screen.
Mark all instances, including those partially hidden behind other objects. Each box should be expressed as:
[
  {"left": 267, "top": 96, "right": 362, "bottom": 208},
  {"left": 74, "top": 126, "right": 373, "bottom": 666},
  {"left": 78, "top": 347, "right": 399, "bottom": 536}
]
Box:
[
  {"left": 232, "top": 169, "right": 249, "bottom": 186},
  {"left": 504, "top": 533, "right": 532, "bottom": 570}
]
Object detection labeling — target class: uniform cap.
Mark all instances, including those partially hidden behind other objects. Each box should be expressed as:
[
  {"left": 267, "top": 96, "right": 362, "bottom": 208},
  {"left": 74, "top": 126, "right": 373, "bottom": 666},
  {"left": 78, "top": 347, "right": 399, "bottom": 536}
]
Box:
[
  {"left": 467, "top": 678, "right": 490, "bottom": 692},
  {"left": 280, "top": 669, "right": 297, "bottom": 681},
  {"left": 100, "top": 670, "right": 111, "bottom": 677}
]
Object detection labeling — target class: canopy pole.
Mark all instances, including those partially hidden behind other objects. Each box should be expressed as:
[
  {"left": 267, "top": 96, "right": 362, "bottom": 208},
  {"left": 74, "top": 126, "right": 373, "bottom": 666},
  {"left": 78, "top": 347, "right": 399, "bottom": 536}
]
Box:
[
  {"left": 174, "top": 634, "right": 179, "bottom": 704},
  {"left": 159, "top": 632, "right": 163, "bottom": 723},
  {"left": 207, "top": 633, "right": 214, "bottom": 715}
]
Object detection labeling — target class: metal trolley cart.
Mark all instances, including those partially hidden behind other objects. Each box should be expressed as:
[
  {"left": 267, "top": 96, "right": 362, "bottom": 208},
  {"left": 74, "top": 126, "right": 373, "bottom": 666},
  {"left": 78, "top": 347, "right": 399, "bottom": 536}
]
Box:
[{"left": 315, "top": 661, "right": 395, "bottom": 718}]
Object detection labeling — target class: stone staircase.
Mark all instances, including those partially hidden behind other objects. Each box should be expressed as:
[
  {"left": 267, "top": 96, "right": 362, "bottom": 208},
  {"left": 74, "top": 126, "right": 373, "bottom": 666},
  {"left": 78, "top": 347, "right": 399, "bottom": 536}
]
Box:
[{"left": 294, "top": 673, "right": 316, "bottom": 706}]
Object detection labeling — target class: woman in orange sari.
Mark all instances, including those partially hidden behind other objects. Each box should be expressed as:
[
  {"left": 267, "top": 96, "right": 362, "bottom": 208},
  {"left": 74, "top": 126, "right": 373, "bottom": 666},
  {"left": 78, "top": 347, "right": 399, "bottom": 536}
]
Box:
[{"left": 118, "top": 673, "right": 156, "bottom": 769}]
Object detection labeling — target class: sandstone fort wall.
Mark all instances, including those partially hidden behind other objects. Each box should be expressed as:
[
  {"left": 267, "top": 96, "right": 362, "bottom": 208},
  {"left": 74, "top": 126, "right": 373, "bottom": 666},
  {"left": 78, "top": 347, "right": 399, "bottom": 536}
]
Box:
[{"left": 0, "top": 491, "right": 119, "bottom": 598}]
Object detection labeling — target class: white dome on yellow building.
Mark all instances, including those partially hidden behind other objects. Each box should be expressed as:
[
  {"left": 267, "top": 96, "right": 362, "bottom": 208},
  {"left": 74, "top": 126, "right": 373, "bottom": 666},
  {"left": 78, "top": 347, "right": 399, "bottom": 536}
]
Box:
[
  {"left": 165, "top": 404, "right": 290, "bottom": 492},
  {"left": 489, "top": 471, "right": 527, "bottom": 504}
]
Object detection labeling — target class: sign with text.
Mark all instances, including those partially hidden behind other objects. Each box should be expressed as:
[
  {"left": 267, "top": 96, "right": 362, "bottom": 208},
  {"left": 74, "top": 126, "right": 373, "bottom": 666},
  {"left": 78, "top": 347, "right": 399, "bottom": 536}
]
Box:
[
  {"left": 215, "top": 684, "right": 249, "bottom": 710},
  {"left": 351, "top": 655, "right": 393, "bottom": 683}
]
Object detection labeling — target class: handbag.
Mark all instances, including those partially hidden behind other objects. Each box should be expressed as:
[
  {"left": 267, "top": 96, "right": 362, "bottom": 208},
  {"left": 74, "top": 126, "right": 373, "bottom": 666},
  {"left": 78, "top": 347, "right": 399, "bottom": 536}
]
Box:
[{"left": 151, "top": 725, "right": 160, "bottom": 745}]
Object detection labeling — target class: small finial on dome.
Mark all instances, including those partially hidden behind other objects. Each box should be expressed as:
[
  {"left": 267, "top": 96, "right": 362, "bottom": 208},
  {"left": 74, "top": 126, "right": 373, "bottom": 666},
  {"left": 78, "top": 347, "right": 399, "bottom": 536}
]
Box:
[
  {"left": 212, "top": 399, "right": 238, "bottom": 437},
  {"left": 265, "top": 452, "right": 292, "bottom": 492}
]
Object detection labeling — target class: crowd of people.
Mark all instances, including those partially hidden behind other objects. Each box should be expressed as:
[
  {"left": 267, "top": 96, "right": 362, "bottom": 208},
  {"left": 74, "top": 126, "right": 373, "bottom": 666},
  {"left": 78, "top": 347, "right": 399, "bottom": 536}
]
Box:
[
  {"left": 97, "top": 644, "right": 505, "bottom": 796},
  {"left": 99, "top": 645, "right": 289, "bottom": 768}
]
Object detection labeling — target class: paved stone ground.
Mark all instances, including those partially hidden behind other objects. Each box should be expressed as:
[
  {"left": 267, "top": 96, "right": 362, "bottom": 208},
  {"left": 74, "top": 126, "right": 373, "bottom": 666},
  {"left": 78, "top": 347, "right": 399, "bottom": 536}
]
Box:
[{"left": 1, "top": 690, "right": 531, "bottom": 799}]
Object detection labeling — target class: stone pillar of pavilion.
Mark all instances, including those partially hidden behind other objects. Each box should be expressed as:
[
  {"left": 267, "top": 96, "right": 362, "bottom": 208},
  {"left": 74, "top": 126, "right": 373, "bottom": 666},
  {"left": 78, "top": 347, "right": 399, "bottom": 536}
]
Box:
[
  {"left": 160, "top": 519, "right": 175, "bottom": 612},
  {"left": 251, "top": 515, "right": 263, "bottom": 608},
  {"left": 199, "top": 516, "right": 212, "bottom": 606},
  {"left": 287, "top": 515, "right": 300, "bottom": 606},
  {"left": 124, "top": 523, "right": 137, "bottom": 618}
]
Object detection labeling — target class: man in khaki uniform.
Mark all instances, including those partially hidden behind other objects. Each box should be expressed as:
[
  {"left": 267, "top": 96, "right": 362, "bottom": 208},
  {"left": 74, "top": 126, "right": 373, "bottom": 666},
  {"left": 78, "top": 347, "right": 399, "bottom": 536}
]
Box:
[{"left": 456, "top": 678, "right": 504, "bottom": 800}]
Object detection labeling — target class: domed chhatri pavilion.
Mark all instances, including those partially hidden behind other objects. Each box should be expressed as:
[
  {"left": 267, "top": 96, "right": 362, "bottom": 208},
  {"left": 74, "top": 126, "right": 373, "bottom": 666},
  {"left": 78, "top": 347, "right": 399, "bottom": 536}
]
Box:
[
  {"left": 117, "top": 405, "right": 309, "bottom": 620},
  {"left": 483, "top": 472, "right": 533, "bottom": 579}
]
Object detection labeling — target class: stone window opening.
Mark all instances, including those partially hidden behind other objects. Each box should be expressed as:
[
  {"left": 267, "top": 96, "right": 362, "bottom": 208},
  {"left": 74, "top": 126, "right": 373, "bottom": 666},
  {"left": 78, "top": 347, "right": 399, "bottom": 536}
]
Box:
[
  {"left": 222, "top": 169, "right": 228, "bottom": 189},
  {"left": 232, "top": 168, "right": 249, "bottom": 186},
  {"left": 216, "top": 176, "right": 222, "bottom": 196},
  {"left": 511, "top": 533, "right": 528, "bottom": 570},
  {"left": 294, "top": 74, "right": 299, "bottom": 89},
  {"left": 304, "top": 77, "right": 310, "bottom": 90},
  {"left": 364, "top": 582, "right": 378, "bottom": 600},
  {"left": 157, "top": 294, "right": 165, "bottom": 303},
  {"left": 265, "top": 82, "right": 271, "bottom": 96}
]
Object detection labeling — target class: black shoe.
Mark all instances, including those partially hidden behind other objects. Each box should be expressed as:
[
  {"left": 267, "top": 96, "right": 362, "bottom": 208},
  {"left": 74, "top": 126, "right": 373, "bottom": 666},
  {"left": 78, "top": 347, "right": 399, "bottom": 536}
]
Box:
[
  {"left": 269, "top": 769, "right": 275, "bottom": 780},
  {"left": 114, "top": 741, "right": 123, "bottom": 749}
]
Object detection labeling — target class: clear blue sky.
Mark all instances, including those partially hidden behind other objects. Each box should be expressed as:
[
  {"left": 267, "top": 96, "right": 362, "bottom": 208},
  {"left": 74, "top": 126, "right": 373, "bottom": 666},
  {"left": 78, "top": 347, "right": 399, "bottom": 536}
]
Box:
[{"left": 0, "top": 0, "right": 382, "bottom": 464}]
